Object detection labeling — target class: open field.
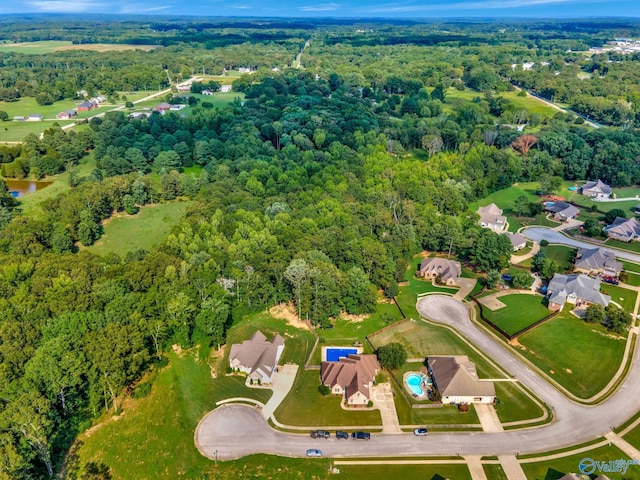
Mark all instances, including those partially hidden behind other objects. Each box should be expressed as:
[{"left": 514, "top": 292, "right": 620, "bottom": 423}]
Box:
[
  {"left": 85, "top": 200, "right": 194, "bottom": 257},
  {"left": 517, "top": 311, "right": 627, "bottom": 398},
  {"left": 71, "top": 348, "right": 285, "bottom": 479},
  {"left": 481, "top": 294, "right": 550, "bottom": 336},
  {"left": 337, "top": 464, "right": 472, "bottom": 480},
  {"left": 0, "top": 40, "right": 159, "bottom": 54},
  {"left": 520, "top": 444, "right": 640, "bottom": 480},
  {"left": 600, "top": 283, "right": 637, "bottom": 313},
  {"left": 274, "top": 369, "right": 382, "bottom": 426}
]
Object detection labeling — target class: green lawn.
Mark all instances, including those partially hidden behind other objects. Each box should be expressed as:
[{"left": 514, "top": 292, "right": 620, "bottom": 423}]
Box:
[
  {"left": 482, "top": 464, "right": 509, "bottom": 480},
  {"left": 134, "top": 92, "right": 245, "bottom": 114},
  {"left": 622, "top": 272, "right": 640, "bottom": 288},
  {"left": 520, "top": 245, "right": 575, "bottom": 272},
  {"left": 337, "top": 464, "right": 472, "bottom": 480},
  {"left": 623, "top": 422, "right": 640, "bottom": 451},
  {"left": 274, "top": 369, "right": 382, "bottom": 427},
  {"left": 600, "top": 284, "right": 637, "bottom": 313},
  {"left": 481, "top": 294, "right": 550, "bottom": 336},
  {"left": 517, "top": 311, "right": 627, "bottom": 398},
  {"left": 0, "top": 120, "right": 74, "bottom": 142},
  {"left": 0, "top": 40, "right": 159, "bottom": 54},
  {"left": 494, "top": 381, "right": 545, "bottom": 424},
  {"left": 70, "top": 347, "right": 290, "bottom": 479},
  {"left": 85, "top": 201, "right": 194, "bottom": 257},
  {"left": 501, "top": 90, "right": 560, "bottom": 118},
  {"left": 606, "top": 238, "right": 640, "bottom": 254},
  {"left": 521, "top": 445, "right": 640, "bottom": 480}
]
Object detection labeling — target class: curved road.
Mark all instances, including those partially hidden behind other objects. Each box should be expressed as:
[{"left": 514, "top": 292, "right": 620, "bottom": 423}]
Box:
[
  {"left": 196, "top": 295, "right": 640, "bottom": 460},
  {"left": 523, "top": 227, "right": 640, "bottom": 264}
]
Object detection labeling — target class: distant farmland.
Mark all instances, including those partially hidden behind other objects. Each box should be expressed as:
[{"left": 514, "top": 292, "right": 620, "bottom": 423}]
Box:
[{"left": 0, "top": 41, "right": 160, "bottom": 54}]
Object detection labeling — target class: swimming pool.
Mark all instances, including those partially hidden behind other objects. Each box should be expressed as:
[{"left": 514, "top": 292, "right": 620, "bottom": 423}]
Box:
[
  {"left": 325, "top": 348, "right": 358, "bottom": 362},
  {"left": 406, "top": 374, "right": 424, "bottom": 396}
]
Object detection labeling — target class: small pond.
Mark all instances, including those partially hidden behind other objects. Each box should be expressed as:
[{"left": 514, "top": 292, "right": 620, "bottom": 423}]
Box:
[{"left": 4, "top": 180, "right": 52, "bottom": 197}]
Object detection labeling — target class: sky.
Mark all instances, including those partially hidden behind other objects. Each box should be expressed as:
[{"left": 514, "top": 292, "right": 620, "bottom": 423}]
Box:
[{"left": 0, "top": 0, "right": 638, "bottom": 18}]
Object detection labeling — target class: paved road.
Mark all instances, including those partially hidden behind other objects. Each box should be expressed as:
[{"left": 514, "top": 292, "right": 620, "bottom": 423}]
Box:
[
  {"left": 195, "top": 294, "right": 640, "bottom": 460},
  {"left": 523, "top": 227, "right": 640, "bottom": 264}
]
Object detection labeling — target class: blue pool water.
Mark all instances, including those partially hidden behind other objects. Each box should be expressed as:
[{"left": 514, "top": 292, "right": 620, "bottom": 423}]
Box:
[
  {"left": 326, "top": 348, "right": 358, "bottom": 362},
  {"left": 406, "top": 374, "right": 424, "bottom": 396},
  {"left": 569, "top": 187, "right": 578, "bottom": 191}
]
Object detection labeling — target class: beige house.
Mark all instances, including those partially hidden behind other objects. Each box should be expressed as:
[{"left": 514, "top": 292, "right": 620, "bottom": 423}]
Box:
[
  {"left": 582, "top": 179, "right": 611, "bottom": 199},
  {"left": 229, "top": 331, "right": 285, "bottom": 384},
  {"left": 574, "top": 247, "right": 622, "bottom": 278},
  {"left": 607, "top": 217, "right": 640, "bottom": 242},
  {"left": 320, "top": 354, "right": 379, "bottom": 406},
  {"left": 547, "top": 273, "right": 610, "bottom": 312},
  {"left": 505, "top": 232, "right": 527, "bottom": 251},
  {"left": 477, "top": 203, "right": 507, "bottom": 231},
  {"left": 417, "top": 258, "right": 461, "bottom": 286},
  {"left": 427, "top": 356, "right": 495, "bottom": 404}
]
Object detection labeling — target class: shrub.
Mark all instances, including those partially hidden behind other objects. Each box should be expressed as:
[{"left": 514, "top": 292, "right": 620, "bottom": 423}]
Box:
[
  {"left": 367, "top": 400, "right": 374, "bottom": 408},
  {"left": 377, "top": 342, "right": 407, "bottom": 370},
  {"left": 250, "top": 378, "right": 253, "bottom": 385},
  {"left": 318, "top": 385, "right": 331, "bottom": 396},
  {"left": 540, "top": 239, "right": 549, "bottom": 247},
  {"left": 458, "top": 403, "right": 470, "bottom": 412},
  {"left": 132, "top": 382, "right": 152, "bottom": 399}
]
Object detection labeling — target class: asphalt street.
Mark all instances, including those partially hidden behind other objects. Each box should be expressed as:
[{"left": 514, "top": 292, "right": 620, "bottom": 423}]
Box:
[{"left": 195, "top": 295, "right": 640, "bottom": 460}]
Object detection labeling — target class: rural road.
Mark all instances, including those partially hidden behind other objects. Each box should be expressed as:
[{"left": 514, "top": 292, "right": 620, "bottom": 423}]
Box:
[
  {"left": 522, "top": 227, "right": 640, "bottom": 264},
  {"left": 196, "top": 294, "right": 640, "bottom": 460}
]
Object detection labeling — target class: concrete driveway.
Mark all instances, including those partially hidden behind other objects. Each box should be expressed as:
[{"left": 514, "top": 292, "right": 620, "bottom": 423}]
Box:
[
  {"left": 523, "top": 227, "right": 640, "bottom": 264},
  {"left": 195, "top": 294, "right": 640, "bottom": 460}
]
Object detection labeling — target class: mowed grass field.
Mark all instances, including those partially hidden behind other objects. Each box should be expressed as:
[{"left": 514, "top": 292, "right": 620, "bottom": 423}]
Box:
[
  {"left": 520, "top": 444, "right": 640, "bottom": 480},
  {"left": 520, "top": 245, "right": 575, "bottom": 272},
  {"left": 623, "top": 422, "right": 640, "bottom": 451},
  {"left": 443, "top": 87, "right": 559, "bottom": 119},
  {"left": 132, "top": 92, "right": 245, "bottom": 115},
  {"left": 0, "top": 40, "right": 159, "bottom": 54},
  {"left": 600, "top": 283, "right": 637, "bottom": 313},
  {"left": 517, "top": 311, "right": 627, "bottom": 398},
  {"left": 481, "top": 294, "right": 550, "bottom": 336},
  {"left": 85, "top": 201, "right": 194, "bottom": 257}
]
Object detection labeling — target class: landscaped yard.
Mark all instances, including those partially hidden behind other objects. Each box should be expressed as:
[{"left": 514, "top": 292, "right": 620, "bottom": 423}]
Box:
[
  {"left": 494, "top": 381, "right": 546, "bottom": 424},
  {"left": 338, "top": 463, "right": 472, "bottom": 480},
  {"left": 520, "top": 444, "right": 640, "bottom": 480},
  {"left": 133, "top": 91, "right": 245, "bottom": 115},
  {"left": 481, "top": 294, "right": 550, "bottom": 336},
  {"left": 517, "top": 311, "right": 627, "bottom": 398},
  {"left": 274, "top": 369, "right": 382, "bottom": 427},
  {"left": 600, "top": 283, "right": 637, "bottom": 313},
  {"left": 85, "top": 200, "right": 195, "bottom": 257},
  {"left": 520, "top": 244, "right": 575, "bottom": 272},
  {"left": 606, "top": 238, "right": 640, "bottom": 255}
]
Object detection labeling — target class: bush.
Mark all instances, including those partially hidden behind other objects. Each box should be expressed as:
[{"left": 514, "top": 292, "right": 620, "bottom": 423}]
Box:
[
  {"left": 540, "top": 239, "right": 549, "bottom": 247},
  {"left": 517, "top": 89, "right": 527, "bottom": 97},
  {"left": 318, "top": 385, "right": 331, "bottom": 396},
  {"left": 250, "top": 378, "right": 253, "bottom": 385},
  {"left": 367, "top": 400, "right": 374, "bottom": 407},
  {"left": 132, "top": 381, "right": 152, "bottom": 399},
  {"left": 458, "top": 403, "right": 470, "bottom": 412}
]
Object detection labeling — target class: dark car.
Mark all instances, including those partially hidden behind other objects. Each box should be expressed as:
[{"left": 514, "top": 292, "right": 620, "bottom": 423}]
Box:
[
  {"left": 310, "top": 430, "right": 330, "bottom": 439},
  {"left": 351, "top": 431, "right": 371, "bottom": 440},
  {"left": 414, "top": 428, "right": 429, "bottom": 436},
  {"left": 336, "top": 431, "right": 349, "bottom": 439}
]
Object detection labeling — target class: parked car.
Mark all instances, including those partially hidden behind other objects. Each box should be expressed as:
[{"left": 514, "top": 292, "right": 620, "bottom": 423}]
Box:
[
  {"left": 310, "top": 430, "right": 330, "bottom": 439},
  {"left": 336, "top": 430, "right": 349, "bottom": 439},
  {"left": 602, "top": 276, "right": 619, "bottom": 285},
  {"left": 351, "top": 431, "right": 371, "bottom": 440},
  {"left": 306, "top": 449, "right": 322, "bottom": 457},
  {"left": 414, "top": 428, "right": 429, "bottom": 436}
]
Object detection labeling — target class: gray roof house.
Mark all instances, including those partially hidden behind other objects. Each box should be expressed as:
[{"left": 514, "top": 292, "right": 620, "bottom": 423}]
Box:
[
  {"left": 547, "top": 273, "right": 610, "bottom": 311},
  {"left": 544, "top": 201, "right": 580, "bottom": 221},
  {"left": 477, "top": 203, "right": 507, "bottom": 230},
  {"left": 229, "top": 331, "right": 285, "bottom": 383},
  {"left": 417, "top": 258, "right": 462, "bottom": 286},
  {"left": 582, "top": 179, "right": 612, "bottom": 199},
  {"left": 574, "top": 247, "right": 622, "bottom": 278},
  {"left": 607, "top": 217, "right": 640, "bottom": 242},
  {"left": 505, "top": 232, "right": 527, "bottom": 251},
  {"left": 427, "top": 356, "right": 495, "bottom": 404}
]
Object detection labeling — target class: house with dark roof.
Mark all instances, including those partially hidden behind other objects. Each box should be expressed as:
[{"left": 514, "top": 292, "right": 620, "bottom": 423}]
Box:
[
  {"left": 57, "top": 110, "right": 77, "bottom": 120},
  {"left": 427, "top": 356, "right": 495, "bottom": 404},
  {"left": 229, "top": 331, "right": 285, "bottom": 384},
  {"left": 477, "top": 203, "right": 507, "bottom": 231},
  {"left": 78, "top": 100, "right": 97, "bottom": 111},
  {"left": 505, "top": 232, "right": 527, "bottom": 251},
  {"left": 607, "top": 217, "right": 640, "bottom": 242},
  {"left": 417, "top": 258, "right": 461, "bottom": 286},
  {"left": 547, "top": 273, "right": 610, "bottom": 311},
  {"left": 320, "top": 354, "right": 379, "bottom": 407},
  {"left": 544, "top": 201, "right": 580, "bottom": 221},
  {"left": 574, "top": 247, "right": 622, "bottom": 278},
  {"left": 582, "top": 179, "right": 611, "bottom": 199}
]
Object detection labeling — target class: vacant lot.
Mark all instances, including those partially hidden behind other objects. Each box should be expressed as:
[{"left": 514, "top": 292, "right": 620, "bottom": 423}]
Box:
[
  {"left": 0, "top": 40, "right": 159, "bottom": 54},
  {"left": 86, "top": 201, "right": 194, "bottom": 257},
  {"left": 481, "top": 294, "right": 550, "bottom": 336},
  {"left": 517, "top": 311, "right": 627, "bottom": 398}
]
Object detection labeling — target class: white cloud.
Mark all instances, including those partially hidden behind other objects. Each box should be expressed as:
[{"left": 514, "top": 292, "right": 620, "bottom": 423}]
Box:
[
  {"left": 368, "top": 0, "right": 602, "bottom": 13},
  {"left": 28, "top": 0, "right": 105, "bottom": 11},
  {"left": 300, "top": 2, "right": 341, "bottom": 11}
]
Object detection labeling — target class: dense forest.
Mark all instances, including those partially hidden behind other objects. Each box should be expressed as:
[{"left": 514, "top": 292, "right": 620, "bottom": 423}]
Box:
[{"left": 1, "top": 16, "right": 640, "bottom": 479}]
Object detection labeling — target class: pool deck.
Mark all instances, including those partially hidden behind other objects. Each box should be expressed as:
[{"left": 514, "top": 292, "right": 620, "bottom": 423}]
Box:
[
  {"left": 321, "top": 345, "right": 363, "bottom": 363},
  {"left": 403, "top": 371, "right": 430, "bottom": 401}
]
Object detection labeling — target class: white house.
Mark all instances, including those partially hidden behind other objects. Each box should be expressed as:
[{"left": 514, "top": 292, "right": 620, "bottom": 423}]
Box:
[
  {"left": 582, "top": 179, "right": 611, "bottom": 199},
  {"left": 220, "top": 85, "right": 232, "bottom": 93},
  {"left": 477, "top": 203, "right": 507, "bottom": 231}
]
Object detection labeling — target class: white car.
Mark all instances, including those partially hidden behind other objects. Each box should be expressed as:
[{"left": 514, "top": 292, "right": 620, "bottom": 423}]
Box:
[
  {"left": 306, "top": 449, "right": 322, "bottom": 457},
  {"left": 414, "top": 428, "right": 429, "bottom": 436}
]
